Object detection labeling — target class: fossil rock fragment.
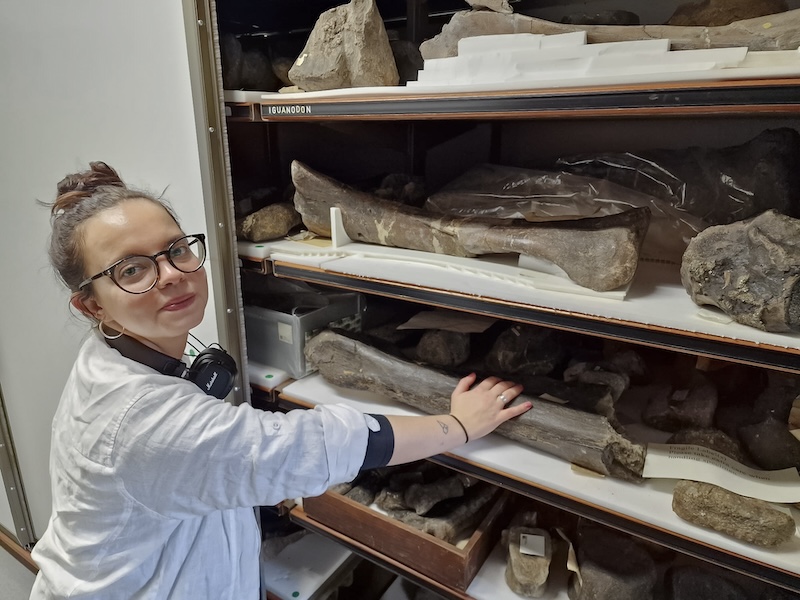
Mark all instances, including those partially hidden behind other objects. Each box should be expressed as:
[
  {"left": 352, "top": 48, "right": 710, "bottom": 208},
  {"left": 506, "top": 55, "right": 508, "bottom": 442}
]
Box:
[
  {"left": 220, "top": 34, "right": 243, "bottom": 90},
  {"left": 559, "top": 129, "right": 800, "bottom": 226},
  {"left": 672, "top": 480, "right": 796, "bottom": 546},
  {"left": 420, "top": 9, "right": 800, "bottom": 59},
  {"left": 236, "top": 202, "right": 301, "bottom": 242},
  {"left": 344, "top": 469, "right": 387, "bottom": 505},
  {"left": 666, "top": 565, "right": 748, "bottom": 600},
  {"left": 220, "top": 33, "right": 282, "bottom": 92},
  {"left": 466, "top": 0, "right": 513, "bottom": 14},
  {"left": 667, "top": 428, "right": 747, "bottom": 463},
  {"left": 288, "top": 0, "right": 399, "bottom": 91},
  {"left": 503, "top": 526, "right": 552, "bottom": 597},
  {"left": 604, "top": 350, "right": 648, "bottom": 383},
  {"left": 305, "top": 330, "right": 646, "bottom": 479},
  {"left": 562, "top": 11, "right": 639, "bottom": 25},
  {"left": 753, "top": 371, "right": 800, "bottom": 423},
  {"left": 505, "top": 373, "right": 615, "bottom": 420},
  {"left": 569, "top": 521, "right": 657, "bottom": 600},
  {"left": 681, "top": 210, "right": 800, "bottom": 332},
  {"left": 389, "top": 482, "right": 498, "bottom": 542},
  {"left": 271, "top": 55, "right": 295, "bottom": 88},
  {"left": 328, "top": 482, "right": 354, "bottom": 495},
  {"left": 739, "top": 417, "right": 800, "bottom": 470},
  {"left": 405, "top": 475, "right": 466, "bottom": 515},
  {"left": 389, "top": 39, "right": 424, "bottom": 85},
  {"left": 642, "top": 380, "right": 718, "bottom": 432},
  {"left": 667, "top": 0, "right": 789, "bottom": 26},
  {"left": 388, "top": 469, "right": 426, "bottom": 491},
  {"left": 373, "top": 172, "right": 426, "bottom": 206},
  {"left": 292, "top": 161, "right": 650, "bottom": 292},
  {"left": 564, "top": 362, "right": 629, "bottom": 403},
  {"left": 374, "top": 487, "right": 407, "bottom": 511},
  {"left": 416, "top": 330, "right": 470, "bottom": 367},
  {"left": 562, "top": 363, "right": 627, "bottom": 424},
  {"left": 485, "top": 325, "right": 566, "bottom": 376}
]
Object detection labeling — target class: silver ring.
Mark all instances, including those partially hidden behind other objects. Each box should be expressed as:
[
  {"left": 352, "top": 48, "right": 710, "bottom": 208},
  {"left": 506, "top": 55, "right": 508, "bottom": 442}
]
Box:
[{"left": 497, "top": 393, "right": 508, "bottom": 404}]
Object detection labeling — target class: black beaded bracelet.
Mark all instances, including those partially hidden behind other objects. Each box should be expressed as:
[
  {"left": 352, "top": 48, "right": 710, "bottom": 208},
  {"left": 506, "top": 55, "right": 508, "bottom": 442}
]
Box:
[{"left": 449, "top": 414, "right": 469, "bottom": 444}]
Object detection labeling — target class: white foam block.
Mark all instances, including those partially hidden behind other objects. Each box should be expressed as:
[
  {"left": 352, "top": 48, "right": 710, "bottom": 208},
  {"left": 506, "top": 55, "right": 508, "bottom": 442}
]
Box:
[
  {"left": 540, "top": 30, "right": 587, "bottom": 48},
  {"left": 261, "top": 533, "right": 355, "bottom": 600},
  {"left": 458, "top": 33, "right": 544, "bottom": 55},
  {"left": 591, "top": 46, "right": 748, "bottom": 69}
]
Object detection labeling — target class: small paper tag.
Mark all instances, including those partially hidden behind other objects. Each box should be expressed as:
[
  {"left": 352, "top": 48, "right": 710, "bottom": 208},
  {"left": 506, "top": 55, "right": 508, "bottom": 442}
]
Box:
[
  {"left": 643, "top": 443, "right": 800, "bottom": 503},
  {"left": 519, "top": 533, "right": 546, "bottom": 557},
  {"left": 556, "top": 527, "right": 581, "bottom": 587},
  {"left": 277, "top": 322, "right": 293, "bottom": 344}
]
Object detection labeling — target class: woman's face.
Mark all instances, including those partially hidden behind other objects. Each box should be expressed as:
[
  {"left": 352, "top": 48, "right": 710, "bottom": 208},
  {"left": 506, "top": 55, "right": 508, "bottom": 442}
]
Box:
[{"left": 75, "top": 198, "right": 209, "bottom": 358}]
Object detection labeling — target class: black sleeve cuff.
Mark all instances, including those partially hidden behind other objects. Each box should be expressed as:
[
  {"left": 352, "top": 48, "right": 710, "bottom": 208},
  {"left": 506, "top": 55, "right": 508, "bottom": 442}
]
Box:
[{"left": 360, "top": 414, "right": 395, "bottom": 471}]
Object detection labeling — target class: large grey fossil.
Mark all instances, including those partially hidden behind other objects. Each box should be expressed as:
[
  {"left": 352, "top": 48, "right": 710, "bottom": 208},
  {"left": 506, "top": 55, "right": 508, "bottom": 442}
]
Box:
[
  {"left": 672, "top": 480, "right": 796, "bottom": 547},
  {"left": 291, "top": 161, "right": 650, "bottom": 292},
  {"left": 287, "top": 0, "right": 398, "bottom": 92},
  {"left": 420, "top": 8, "right": 800, "bottom": 59},
  {"left": 681, "top": 210, "right": 800, "bottom": 332},
  {"left": 304, "top": 330, "right": 646, "bottom": 480}
]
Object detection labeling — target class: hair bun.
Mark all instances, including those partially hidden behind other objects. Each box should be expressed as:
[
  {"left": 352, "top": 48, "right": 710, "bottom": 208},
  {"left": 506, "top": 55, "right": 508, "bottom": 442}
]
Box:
[{"left": 53, "top": 161, "right": 126, "bottom": 214}]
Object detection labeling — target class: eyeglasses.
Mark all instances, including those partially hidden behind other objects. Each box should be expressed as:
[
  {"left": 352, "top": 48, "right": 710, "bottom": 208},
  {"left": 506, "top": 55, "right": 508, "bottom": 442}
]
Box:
[{"left": 79, "top": 234, "right": 206, "bottom": 294}]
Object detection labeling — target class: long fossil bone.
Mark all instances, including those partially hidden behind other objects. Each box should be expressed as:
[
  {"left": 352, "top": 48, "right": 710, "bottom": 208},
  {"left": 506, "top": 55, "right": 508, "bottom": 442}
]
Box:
[
  {"left": 304, "top": 330, "right": 646, "bottom": 480},
  {"left": 291, "top": 161, "right": 650, "bottom": 292},
  {"left": 420, "top": 9, "right": 800, "bottom": 59}
]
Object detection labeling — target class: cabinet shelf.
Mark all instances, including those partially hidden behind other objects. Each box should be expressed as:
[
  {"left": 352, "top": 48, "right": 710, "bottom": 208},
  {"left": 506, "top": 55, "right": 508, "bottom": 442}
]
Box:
[
  {"left": 224, "top": 78, "right": 800, "bottom": 122},
  {"left": 230, "top": 59, "right": 800, "bottom": 596},
  {"left": 292, "top": 506, "right": 573, "bottom": 600},
  {"left": 291, "top": 505, "right": 472, "bottom": 600},
  {"left": 277, "top": 375, "right": 800, "bottom": 595},
  {"left": 237, "top": 239, "right": 800, "bottom": 372}
]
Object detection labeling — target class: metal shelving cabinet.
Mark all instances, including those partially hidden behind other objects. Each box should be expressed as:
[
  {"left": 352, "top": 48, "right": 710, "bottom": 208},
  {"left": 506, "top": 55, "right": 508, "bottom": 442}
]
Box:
[{"left": 202, "top": 1, "right": 800, "bottom": 598}]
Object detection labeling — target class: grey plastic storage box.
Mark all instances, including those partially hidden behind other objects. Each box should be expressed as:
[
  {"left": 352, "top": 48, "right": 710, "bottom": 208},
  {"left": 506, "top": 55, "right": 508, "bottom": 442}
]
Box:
[{"left": 244, "top": 290, "right": 364, "bottom": 379}]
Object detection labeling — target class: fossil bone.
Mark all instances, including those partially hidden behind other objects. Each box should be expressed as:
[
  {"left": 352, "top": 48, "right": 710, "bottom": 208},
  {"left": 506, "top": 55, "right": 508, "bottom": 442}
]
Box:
[
  {"left": 304, "top": 330, "right": 646, "bottom": 479},
  {"left": 291, "top": 161, "right": 650, "bottom": 292},
  {"left": 681, "top": 210, "right": 800, "bottom": 332},
  {"left": 672, "top": 480, "right": 796, "bottom": 547},
  {"left": 389, "top": 483, "right": 498, "bottom": 542},
  {"left": 420, "top": 9, "right": 800, "bottom": 59}
]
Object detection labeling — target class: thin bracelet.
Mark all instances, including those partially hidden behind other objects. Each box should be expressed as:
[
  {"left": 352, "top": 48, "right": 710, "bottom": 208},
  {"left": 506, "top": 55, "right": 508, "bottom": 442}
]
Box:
[{"left": 449, "top": 414, "right": 469, "bottom": 444}]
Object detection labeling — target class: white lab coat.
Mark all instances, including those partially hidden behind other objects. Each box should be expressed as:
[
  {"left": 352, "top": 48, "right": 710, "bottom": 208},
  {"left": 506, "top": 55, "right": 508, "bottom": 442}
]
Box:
[{"left": 30, "top": 331, "right": 370, "bottom": 599}]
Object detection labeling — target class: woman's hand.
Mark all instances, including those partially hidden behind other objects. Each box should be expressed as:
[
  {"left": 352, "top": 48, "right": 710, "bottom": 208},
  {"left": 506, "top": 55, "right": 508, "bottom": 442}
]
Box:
[
  {"left": 383, "top": 374, "right": 530, "bottom": 465},
  {"left": 449, "top": 373, "right": 530, "bottom": 442}
]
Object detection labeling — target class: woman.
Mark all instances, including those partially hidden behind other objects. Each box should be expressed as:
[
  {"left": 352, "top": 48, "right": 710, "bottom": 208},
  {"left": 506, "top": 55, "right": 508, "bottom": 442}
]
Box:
[{"left": 30, "top": 162, "right": 531, "bottom": 599}]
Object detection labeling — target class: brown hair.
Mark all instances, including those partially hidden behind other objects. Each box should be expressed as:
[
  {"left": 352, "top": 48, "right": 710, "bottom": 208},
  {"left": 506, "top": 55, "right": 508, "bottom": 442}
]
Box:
[{"left": 47, "top": 161, "right": 179, "bottom": 298}]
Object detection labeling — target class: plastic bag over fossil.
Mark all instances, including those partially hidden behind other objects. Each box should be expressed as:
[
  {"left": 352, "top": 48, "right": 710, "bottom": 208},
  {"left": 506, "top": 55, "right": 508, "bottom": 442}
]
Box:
[{"left": 425, "top": 164, "right": 706, "bottom": 264}]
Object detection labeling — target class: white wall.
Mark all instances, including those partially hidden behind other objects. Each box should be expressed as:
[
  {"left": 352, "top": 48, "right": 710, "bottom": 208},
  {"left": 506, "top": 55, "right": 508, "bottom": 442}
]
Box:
[{"left": 0, "top": 1, "right": 217, "bottom": 539}]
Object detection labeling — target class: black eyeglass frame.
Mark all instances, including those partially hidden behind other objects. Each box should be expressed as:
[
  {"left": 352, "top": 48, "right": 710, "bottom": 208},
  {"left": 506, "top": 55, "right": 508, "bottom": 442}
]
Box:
[{"left": 78, "top": 233, "right": 207, "bottom": 295}]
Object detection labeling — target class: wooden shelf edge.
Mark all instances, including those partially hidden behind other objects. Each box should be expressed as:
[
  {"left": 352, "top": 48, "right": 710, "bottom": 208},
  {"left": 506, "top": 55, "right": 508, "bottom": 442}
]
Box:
[
  {"left": 269, "top": 261, "right": 800, "bottom": 374},
  {"left": 224, "top": 78, "right": 800, "bottom": 122},
  {"left": 290, "top": 505, "right": 474, "bottom": 600},
  {"left": 0, "top": 525, "right": 37, "bottom": 575}
]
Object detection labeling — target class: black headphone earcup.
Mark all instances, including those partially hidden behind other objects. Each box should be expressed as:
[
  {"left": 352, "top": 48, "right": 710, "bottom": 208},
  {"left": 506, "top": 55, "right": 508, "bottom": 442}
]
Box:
[
  {"left": 188, "top": 347, "right": 238, "bottom": 399},
  {"left": 107, "top": 334, "right": 237, "bottom": 399}
]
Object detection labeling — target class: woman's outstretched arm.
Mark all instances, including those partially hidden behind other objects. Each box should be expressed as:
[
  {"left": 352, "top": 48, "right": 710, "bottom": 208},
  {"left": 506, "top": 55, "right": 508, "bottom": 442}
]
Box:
[{"left": 385, "top": 373, "right": 530, "bottom": 466}]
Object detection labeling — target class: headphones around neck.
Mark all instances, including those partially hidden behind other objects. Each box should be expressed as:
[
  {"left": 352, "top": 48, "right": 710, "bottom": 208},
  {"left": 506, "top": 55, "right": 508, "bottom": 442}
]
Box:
[{"left": 107, "top": 334, "right": 238, "bottom": 399}]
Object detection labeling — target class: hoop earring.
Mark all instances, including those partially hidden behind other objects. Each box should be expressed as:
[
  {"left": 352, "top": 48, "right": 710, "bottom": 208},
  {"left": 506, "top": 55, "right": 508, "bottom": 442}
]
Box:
[{"left": 98, "top": 321, "right": 125, "bottom": 340}]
